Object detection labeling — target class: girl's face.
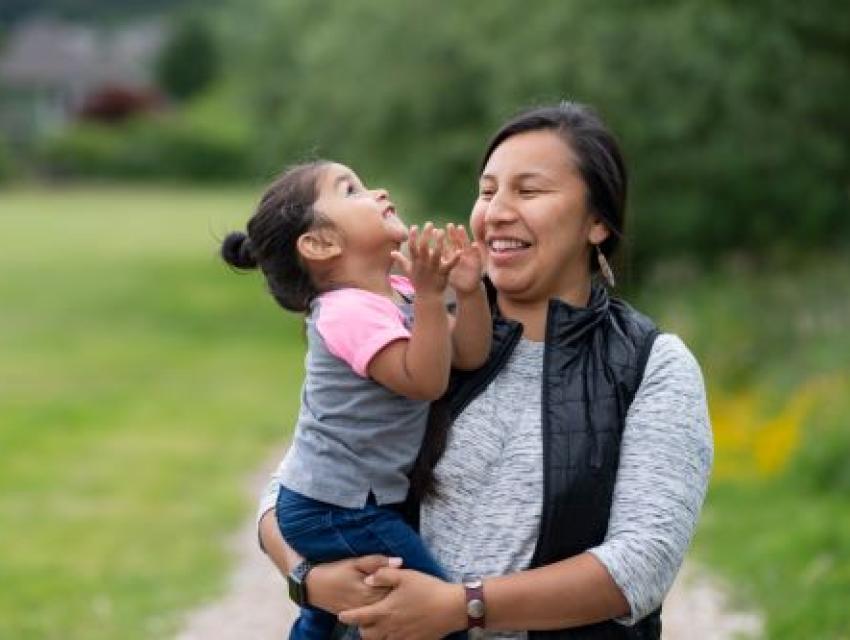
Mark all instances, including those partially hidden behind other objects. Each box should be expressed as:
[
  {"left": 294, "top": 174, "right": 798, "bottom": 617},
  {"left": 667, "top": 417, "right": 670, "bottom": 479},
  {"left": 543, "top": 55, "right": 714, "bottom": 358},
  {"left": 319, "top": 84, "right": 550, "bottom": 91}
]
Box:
[
  {"left": 313, "top": 163, "right": 408, "bottom": 252},
  {"left": 470, "top": 130, "right": 609, "bottom": 304}
]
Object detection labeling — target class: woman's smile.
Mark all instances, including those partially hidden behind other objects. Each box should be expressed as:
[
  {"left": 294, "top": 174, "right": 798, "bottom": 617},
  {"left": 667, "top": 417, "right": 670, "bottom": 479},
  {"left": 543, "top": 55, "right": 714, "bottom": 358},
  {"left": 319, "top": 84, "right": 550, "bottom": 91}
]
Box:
[{"left": 486, "top": 235, "right": 533, "bottom": 265}]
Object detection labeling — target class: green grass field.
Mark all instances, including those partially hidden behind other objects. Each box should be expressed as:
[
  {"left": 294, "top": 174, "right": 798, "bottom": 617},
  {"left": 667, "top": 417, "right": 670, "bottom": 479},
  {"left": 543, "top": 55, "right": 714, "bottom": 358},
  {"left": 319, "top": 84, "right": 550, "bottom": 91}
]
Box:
[
  {"left": 2, "top": 186, "right": 848, "bottom": 638},
  {"left": 0, "top": 186, "right": 306, "bottom": 639}
]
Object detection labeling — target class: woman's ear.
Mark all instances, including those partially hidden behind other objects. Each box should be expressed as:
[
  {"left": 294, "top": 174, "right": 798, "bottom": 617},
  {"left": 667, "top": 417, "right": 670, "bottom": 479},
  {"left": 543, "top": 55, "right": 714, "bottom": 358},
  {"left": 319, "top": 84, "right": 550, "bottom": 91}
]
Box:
[
  {"left": 588, "top": 216, "right": 611, "bottom": 246},
  {"left": 297, "top": 229, "right": 342, "bottom": 262}
]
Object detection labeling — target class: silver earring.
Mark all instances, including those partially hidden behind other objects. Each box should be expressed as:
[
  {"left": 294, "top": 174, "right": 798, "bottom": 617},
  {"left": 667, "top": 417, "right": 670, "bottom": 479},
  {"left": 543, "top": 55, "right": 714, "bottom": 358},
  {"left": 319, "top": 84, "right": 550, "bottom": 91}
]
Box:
[{"left": 596, "top": 245, "right": 616, "bottom": 288}]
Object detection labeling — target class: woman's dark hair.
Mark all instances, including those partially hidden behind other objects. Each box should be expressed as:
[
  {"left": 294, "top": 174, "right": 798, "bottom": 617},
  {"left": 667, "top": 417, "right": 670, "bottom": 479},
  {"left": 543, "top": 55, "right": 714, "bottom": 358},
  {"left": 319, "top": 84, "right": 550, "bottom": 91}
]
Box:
[
  {"left": 221, "top": 160, "right": 330, "bottom": 313},
  {"left": 480, "top": 101, "right": 628, "bottom": 267}
]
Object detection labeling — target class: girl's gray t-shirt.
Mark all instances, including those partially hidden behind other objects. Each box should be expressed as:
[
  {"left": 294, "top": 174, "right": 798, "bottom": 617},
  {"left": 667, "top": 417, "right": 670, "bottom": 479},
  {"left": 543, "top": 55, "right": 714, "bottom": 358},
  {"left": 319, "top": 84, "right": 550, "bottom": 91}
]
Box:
[{"left": 277, "top": 282, "right": 429, "bottom": 509}]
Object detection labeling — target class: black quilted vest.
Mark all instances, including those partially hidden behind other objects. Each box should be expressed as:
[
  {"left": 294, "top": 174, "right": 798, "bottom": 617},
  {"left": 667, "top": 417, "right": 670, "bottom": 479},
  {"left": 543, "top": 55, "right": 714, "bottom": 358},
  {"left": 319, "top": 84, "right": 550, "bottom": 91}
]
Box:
[{"left": 412, "top": 281, "right": 661, "bottom": 639}]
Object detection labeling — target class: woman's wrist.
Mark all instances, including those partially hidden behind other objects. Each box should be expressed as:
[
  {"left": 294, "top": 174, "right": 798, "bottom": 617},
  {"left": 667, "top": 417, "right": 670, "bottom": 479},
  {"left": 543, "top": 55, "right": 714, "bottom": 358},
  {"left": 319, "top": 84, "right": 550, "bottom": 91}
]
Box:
[
  {"left": 441, "top": 582, "right": 470, "bottom": 635},
  {"left": 454, "top": 281, "right": 486, "bottom": 301}
]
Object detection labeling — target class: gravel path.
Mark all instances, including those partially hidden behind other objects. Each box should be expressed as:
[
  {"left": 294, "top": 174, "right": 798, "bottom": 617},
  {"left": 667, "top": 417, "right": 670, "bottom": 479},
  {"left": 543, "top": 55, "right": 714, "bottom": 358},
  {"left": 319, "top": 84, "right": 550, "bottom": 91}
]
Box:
[{"left": 175, "top": 459, "right": 763, "bottom": 640}]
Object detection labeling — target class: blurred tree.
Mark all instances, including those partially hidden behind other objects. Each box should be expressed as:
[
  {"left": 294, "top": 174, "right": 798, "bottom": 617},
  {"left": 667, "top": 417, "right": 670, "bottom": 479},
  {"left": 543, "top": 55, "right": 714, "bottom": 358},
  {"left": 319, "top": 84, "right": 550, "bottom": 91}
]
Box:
[
  {"left": 155, "top": 16, "right": 221, "bottom": 101},
  {"left": 222, "top": 0, "right": 849, "bottom": 270}
]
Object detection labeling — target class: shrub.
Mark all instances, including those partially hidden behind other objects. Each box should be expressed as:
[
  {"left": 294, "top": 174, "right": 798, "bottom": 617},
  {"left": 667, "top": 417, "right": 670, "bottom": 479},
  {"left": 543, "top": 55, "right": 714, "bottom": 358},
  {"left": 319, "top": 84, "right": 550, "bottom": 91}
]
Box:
[
  {"left": 37, "top": 115, "right": 254, "bottom": 182},
  {"left": 0, "top": 136, "right": 14, "bottom": 182}
]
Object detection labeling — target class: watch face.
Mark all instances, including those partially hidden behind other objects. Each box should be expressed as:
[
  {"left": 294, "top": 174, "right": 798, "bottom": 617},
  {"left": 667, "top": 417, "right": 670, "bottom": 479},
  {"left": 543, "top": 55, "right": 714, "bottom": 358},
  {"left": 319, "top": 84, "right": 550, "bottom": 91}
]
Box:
[
  {"left": 292, "top": 561, "right": 311, "bottom": 582},
  {"left": 467, "top": 598, "right": 485, "bottom": 619}
]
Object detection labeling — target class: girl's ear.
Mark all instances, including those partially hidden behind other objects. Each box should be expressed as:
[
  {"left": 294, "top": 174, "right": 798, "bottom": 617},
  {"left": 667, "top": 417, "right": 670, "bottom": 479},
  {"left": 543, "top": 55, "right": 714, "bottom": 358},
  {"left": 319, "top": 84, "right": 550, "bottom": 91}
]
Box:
[
  {"left": 297, "top": 229, "right": 342, "bottom": 262},
  {"left": 588, "top": 216, "right": 610, "bottom": 246}
]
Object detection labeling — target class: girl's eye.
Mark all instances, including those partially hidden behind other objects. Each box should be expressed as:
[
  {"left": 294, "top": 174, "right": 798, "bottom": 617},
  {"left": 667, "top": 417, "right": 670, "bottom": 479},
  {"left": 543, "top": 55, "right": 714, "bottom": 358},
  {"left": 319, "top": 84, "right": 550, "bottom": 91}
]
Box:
[
  {"left": 479, "top": 189, "right": 494, "bottom": 199},
  {"left": 518, "top": 188, "right": 540, "bottom": 196},
  {"left": 345, "top": 182, "right": 357, "bottom": 195}
]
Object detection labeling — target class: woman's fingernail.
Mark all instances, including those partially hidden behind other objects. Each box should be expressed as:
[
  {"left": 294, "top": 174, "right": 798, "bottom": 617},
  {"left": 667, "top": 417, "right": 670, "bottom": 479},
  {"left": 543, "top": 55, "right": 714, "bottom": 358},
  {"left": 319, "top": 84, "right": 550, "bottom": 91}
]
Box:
[
  {"left": 388, "top": 557, "right": 403, "bottom": 567},
  {"left": 364, "top": 575, "right": 375, "bottom": 586}
]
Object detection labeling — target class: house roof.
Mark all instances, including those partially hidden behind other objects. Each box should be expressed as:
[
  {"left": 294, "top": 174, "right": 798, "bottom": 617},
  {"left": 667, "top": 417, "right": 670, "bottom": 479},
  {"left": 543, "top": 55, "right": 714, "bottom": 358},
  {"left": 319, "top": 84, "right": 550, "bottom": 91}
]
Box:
[{"left": 0, "top": 18, "right": 165, "bottom": 92}]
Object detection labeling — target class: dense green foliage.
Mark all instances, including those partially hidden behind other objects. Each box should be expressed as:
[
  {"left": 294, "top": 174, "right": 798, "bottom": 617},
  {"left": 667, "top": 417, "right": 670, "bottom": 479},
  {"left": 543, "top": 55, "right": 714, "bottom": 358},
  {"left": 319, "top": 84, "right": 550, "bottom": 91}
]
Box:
[
  {"left": 156, "top": 17, "right": 221, "bottom": 101},
  {"left": 222, "top": 0, "right": 850, "bottom": 267},
  {"left": 0, "top": 136, "right": 11, "bottom": 182},
  {"left": 19, "top": 1, "right": 849, "bottom": 269},
  {"left": 38, "top": 113, "right": 253, "bottom": 182}
]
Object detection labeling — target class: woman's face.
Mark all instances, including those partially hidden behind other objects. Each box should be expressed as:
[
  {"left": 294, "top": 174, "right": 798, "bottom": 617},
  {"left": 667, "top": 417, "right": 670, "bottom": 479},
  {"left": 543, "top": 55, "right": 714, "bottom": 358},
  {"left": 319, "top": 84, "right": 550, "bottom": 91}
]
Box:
[{"left": 470, "top": 130, "right": 608, "bottom": 303}]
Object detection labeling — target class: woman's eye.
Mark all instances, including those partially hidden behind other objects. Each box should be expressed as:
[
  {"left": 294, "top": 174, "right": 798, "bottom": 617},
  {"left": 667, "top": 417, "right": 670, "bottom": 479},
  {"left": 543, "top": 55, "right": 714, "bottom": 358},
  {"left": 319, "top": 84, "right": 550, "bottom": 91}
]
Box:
[
  {"left": 479, "top": 189, "right": 494, "bottom": 199},
  {"left": 345, "top": 182, "right": 358, "bottom": 196},
  {"left": 518, "top": 188, "right": 540, "bottom": 196}
]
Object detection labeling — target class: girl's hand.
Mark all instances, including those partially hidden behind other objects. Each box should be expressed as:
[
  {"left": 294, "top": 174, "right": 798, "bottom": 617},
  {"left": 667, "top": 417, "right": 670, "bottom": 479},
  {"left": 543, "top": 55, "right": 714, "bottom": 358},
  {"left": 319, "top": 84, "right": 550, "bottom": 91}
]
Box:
[
  {"left": 391, "top": 223, "right": 460, "bottom": 298},
  {"left": 307, "top": 555, "right": 402, "bottom": 614},
  {"left": 338, "top": 568, "right": 467, "bottom": 640},
  {"left": 445, "top": 223, "right": 485, "bottom": 296}
]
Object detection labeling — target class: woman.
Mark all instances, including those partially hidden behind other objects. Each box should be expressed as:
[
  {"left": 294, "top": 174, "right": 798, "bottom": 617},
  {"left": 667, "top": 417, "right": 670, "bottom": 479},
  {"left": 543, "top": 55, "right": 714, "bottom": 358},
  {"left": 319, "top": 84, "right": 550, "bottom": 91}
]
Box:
[{"left": 257, "top": 102, "right": 713, "bottom": 639}]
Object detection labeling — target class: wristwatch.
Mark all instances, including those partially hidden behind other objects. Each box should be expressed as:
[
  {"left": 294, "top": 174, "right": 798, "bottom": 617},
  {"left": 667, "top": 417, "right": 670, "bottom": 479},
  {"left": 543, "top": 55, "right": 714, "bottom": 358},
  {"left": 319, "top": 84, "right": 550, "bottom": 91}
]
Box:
[
  {"left": 287, "top": 560, "right": 315, "bottom": 607},
  {"left": 462, "top": 574, "right": 486, "bottom": 632}
]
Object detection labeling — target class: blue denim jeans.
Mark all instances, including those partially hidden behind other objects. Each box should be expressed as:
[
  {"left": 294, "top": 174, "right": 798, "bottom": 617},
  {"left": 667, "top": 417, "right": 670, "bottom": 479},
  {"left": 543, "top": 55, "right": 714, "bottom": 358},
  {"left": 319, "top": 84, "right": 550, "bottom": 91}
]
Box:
[{"left": 276, "top": 486, "right": 464, "bottom": 640}]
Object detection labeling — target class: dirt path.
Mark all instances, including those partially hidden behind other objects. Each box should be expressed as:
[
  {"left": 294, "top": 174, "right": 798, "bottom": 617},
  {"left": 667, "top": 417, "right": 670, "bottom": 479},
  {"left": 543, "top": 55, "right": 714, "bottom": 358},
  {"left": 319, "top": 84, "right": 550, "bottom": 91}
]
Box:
[{"left": 175, "top": 460, "right": 763, "bottom": 640}]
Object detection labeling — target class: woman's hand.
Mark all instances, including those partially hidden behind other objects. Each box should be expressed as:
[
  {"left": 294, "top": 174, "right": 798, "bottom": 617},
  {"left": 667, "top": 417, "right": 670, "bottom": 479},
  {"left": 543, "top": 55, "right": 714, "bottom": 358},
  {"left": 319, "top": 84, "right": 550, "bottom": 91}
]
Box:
[
  {"left": 307, "top": 555, "right": 403, "bottom": 614},
  {"left": 445, "top": 223, "right": 485, "bottom": 297},
  {"left": 338, "top": 567, "right": 467, "bottom": 640},
  {"left": 259, "top": 509, "right": 398, "bottom": 614}
]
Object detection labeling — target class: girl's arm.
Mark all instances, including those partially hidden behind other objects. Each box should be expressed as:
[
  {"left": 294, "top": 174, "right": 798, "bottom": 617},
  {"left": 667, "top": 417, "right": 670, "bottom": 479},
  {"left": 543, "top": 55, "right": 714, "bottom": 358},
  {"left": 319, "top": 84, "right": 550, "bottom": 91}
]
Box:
[
  {"left": 369, "top": 224, "right": 459, "bottom": 401},
  {"left": 446, "top": 223, "right": 491, "bottom": 370}
]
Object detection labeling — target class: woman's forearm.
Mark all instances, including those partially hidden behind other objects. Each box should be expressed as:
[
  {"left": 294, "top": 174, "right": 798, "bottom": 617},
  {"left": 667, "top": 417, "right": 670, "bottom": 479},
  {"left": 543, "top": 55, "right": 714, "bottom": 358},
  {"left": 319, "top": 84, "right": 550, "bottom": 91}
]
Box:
[
  {"left": 259, "top": 508, "right": 302, "bottom": 576},
  {"left": 481, "top": 553, "right": 629, "bottom": 632},
  {"left": 339, "top": 553, "right": 629, "bottom": 637}
]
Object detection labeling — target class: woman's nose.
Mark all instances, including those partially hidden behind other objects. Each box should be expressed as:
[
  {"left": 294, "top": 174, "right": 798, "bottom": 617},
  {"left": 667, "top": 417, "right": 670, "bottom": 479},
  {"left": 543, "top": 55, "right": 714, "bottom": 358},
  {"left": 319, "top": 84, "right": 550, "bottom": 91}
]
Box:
[{"left": 484, "top": 192, "right": 518, "bottom": 224}]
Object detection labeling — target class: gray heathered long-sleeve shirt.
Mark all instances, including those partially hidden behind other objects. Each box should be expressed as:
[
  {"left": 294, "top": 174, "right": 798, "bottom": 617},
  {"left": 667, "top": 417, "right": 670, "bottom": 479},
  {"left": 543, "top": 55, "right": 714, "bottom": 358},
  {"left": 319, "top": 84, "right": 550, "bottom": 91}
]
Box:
[
  {"left": 257, "top": 333, "right": 713, "bottom": 636},
  {"left": 419, "top": 333, "right": 713, "bottom": 638}
]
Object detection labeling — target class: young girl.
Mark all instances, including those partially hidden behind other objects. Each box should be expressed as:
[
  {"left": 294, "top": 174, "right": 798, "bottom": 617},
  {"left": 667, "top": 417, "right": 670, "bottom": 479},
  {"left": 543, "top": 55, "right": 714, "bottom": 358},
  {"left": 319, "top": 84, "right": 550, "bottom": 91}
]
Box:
[{"left": 220, "top": 160, "right": 491, "bottom": 639}]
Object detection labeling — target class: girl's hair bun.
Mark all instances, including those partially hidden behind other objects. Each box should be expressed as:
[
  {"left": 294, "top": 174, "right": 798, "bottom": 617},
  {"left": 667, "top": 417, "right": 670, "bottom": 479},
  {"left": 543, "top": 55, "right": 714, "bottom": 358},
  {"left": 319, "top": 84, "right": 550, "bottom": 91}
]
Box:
[{"left": 221, "top": 231, "right": 258, "bottom": 270}]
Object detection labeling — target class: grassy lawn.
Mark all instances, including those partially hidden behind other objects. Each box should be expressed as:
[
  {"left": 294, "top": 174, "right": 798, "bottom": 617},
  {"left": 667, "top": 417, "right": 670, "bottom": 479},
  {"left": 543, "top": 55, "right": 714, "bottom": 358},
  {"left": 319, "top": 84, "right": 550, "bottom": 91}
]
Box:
[
  {"left": 1, "top": 185, "right": 848, "bottom": 638},
  {"left": 0, "top": 186, "right": 305, "bottom": 639}
]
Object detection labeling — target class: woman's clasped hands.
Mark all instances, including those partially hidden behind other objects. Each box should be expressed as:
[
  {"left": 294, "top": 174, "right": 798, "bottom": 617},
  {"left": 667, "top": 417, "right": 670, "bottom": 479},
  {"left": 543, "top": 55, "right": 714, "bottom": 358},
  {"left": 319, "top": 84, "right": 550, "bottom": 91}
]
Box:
[{"left": 339, "top": 563, "right": 466, "bottom": 640}]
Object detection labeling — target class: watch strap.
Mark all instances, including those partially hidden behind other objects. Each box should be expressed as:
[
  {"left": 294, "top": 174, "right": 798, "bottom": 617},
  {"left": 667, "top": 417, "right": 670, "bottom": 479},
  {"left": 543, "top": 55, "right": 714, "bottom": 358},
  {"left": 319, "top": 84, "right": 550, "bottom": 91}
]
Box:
[
  {"left": 287, "top": 560, "right": 315, "bottom": 607},
  {"left": 463, "top": 575, "right": 485, "bottom": 629}
]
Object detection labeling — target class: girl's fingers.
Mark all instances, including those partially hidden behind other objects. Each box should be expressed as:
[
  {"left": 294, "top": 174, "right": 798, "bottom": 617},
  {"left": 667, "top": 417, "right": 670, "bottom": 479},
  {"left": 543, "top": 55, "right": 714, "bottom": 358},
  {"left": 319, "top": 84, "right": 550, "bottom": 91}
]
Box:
[
  {"left": 445, "top": 223, "right": 457, "bottom": 252},
  {"left": 419, "top": 222, "right": 434, "bottom": 256},
  {"left": 440, "top": 250, "right": 461, "bottom": 274},
  {"left": 407, "top": 225, "right": 419, "bottom": 261},
  {"left": 390, "top": 250, "right": 412, "bottom": 276},
  {"left": 431, "top": 229, "right": 446, "bottom": 267}
]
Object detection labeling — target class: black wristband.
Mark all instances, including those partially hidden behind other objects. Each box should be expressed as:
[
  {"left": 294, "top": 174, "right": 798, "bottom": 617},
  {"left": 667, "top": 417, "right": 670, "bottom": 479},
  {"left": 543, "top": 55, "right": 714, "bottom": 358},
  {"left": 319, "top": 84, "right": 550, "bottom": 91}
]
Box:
[{"left": 287, "top": 560, "right": 315, "bottom": 607}]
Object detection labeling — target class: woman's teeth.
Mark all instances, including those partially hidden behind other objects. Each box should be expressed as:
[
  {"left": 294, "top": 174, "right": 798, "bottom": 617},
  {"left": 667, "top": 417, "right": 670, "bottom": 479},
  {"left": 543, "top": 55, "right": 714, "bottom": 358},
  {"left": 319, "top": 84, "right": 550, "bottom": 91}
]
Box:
[{"left": 489, "top": 238, "right": 530, "bottom": 252}]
